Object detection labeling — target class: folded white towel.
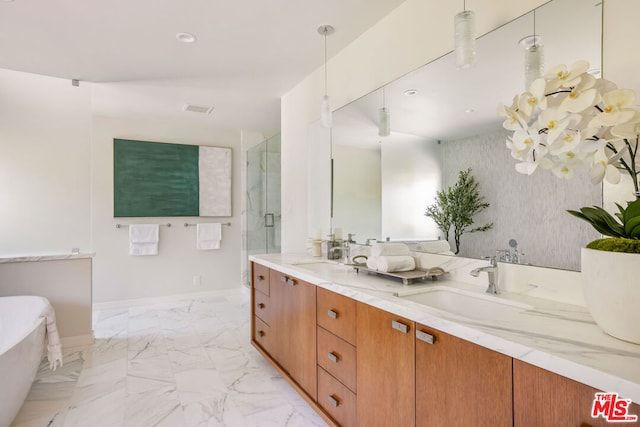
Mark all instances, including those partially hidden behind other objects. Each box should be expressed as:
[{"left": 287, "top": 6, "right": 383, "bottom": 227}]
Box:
[
  {"left": 38, "top": 299, "right": 63, "bottom": 370},
  {"left": 376, "top": 255, "right": 416, "bottom": 273},
  {"left": 366, "top": 257, "right": 379, "bottom": 270},
  {"left": 371, "top": 242, "right": 410, "bottom": 257},
  {"left": 197, "top": 223, "right": 222, "bottom": 250},
  {"left": 415, "top": 240, "right": 451, "bottom": 254},
  {"left": 129, "top": 224, "right": 159, "bottom": 256}
]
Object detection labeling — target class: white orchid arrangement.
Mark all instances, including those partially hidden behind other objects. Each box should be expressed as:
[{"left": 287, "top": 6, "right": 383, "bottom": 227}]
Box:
[{"left": 498, "top": 60, "right": 639, "bottom": 195}]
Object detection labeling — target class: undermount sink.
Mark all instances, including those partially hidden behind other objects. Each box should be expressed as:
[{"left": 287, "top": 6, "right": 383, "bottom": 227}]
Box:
[
  {"left": 395, "top": 286, "right": 532, "bottom": 321},
  {"left": 290, "top": 260, "right": 346, "bottom": 274}
]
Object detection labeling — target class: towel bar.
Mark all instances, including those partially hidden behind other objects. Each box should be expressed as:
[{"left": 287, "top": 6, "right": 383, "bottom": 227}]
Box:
[
  {"left": 115, "top": 223, "right": 172, "bottom": 229},
  {"left": 184, "top": 222, "right": 231, "bottom": 227}
]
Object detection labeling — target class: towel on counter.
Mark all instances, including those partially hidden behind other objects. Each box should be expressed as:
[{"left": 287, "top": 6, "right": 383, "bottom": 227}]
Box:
[
  {"left": 129, "top": 224, "right": 159, "bottom": 256},
  {"left": 197, "top": 223, "right": 222, "bottom": 250},
  {"left": 415, "top": 240, "right": 451, "bottom": 254},
  {"left": 366, "top": 255, "right": 416, "bottom": 273},
  {"left": 39, "top": 298, "right": 63, "bottom": 370},
  {"left": 370, "top": 242, "right": 410, "bottom": 257},
  {"left": 376, "top": 255, "right": 415, "bottom": 273}
]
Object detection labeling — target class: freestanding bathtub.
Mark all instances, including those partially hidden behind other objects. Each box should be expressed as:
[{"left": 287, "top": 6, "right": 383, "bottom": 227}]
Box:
[{"left": 0, "top": 296, "right": 48, "bottom": 427}]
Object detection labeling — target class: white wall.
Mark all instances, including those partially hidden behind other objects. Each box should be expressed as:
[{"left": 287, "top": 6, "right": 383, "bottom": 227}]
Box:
[
  {"left": 91, "top": 116, "right": 242, "bottom": 303},
  {"left": 281, "top": 0, "right": 548, "bottom": 252},
  {"left": 0, "top": 69, "right": 92, "bottom": 256}
]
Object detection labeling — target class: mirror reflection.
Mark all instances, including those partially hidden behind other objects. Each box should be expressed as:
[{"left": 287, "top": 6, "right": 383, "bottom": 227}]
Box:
[{"left": 330, "top": 0, "right": 603, "bottom": 271}]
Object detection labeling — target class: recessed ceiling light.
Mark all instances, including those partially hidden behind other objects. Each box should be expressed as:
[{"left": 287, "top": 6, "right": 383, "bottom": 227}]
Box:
[
  {"left": 404, "top": 89, "right": 418, "bottom": 96},
  {"left": 183, "top": 104, "right": 214, "bottom": 114},
  {"left": 176, "top": 32, "right": 197, "bottom": 43},
  {"left": 465, "top": 108, "right": 475, "bottom": 113}
]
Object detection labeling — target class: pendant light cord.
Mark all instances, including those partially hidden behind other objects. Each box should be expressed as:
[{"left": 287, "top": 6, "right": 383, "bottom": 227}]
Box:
[{"left": 323, "top": 30, "right": 328, "bottom": 97}]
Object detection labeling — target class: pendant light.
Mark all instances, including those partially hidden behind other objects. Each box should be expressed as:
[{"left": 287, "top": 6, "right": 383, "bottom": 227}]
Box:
[
  {"left": 454, "top": 0, "right": 476, "bottom": 70},
  {"left": 378, "top": 87, "right": 390, "bottom": 137},
  {"left": 318, "top": 25, "right": 335, "bottom": 128},
  {"left": 520, "top": 9, "right": 544, "bottom": 90}
]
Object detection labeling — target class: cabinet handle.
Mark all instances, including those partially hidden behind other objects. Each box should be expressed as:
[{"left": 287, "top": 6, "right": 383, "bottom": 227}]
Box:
[
  {"left": 258, "top": 330, "right": 265, "bottom": 337},
  {"left": 391, "top": 320, "right": 409, "bottom": 334},
  {"left": 280, "top": 275, "right": 287, "bottom": 283},
  {"left": 327, "top": 309, "right": 338, "bottom": 319},
  {"left": 258, "top": 275, "right": 265, "bottom": 281},
  {"left": 416, "top": 330, "right": 435, "bottom": 344},
  {"left": 257, "top": 303, "right": 265, "bottom": 309},
  {"left": 327, "top": 352, "right": 339, "bottom": 363},
  {"left": 328, "top": 395, "right": 340, "bottom": 407},
  {"left": 286, "top": 278, "right": 296, "bottom": 286}
]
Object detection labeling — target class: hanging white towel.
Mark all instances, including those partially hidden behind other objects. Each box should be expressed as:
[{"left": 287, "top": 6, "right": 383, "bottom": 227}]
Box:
[
  {"left": 197, "top": 223, "right": 222, "bottom": 250},
  {"left": 38, "top": 298, "right": 63, "bottom": 370},
  {"left": 129, "top": 224, "right": 159, "bottom": 256}
]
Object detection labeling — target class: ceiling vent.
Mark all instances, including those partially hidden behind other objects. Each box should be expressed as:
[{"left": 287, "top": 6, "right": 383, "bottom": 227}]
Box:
[{"left": 183, "top": 104, "right": 214, "bottom": 115}]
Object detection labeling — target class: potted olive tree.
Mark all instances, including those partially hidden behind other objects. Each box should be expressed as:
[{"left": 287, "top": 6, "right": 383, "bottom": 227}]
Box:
[
  {"left": 425, "top": 168, "right": 493, "bottom": 255},
  {"left": 499, "top": 60, "right": 640, "bottom": 343}
]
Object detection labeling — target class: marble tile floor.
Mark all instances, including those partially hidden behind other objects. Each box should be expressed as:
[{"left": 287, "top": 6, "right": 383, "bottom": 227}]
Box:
[{"left": 12, "top": 287, "right": 327, "bottom": 427}]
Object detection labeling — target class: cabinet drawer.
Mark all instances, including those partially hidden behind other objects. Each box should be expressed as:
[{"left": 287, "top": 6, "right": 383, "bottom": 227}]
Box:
[
  {"left": 253, "top": 316, "right": 274, "bottom": 355},
  {"left": 317, "top": 287, "right": 356, "bottom": 345},
  {"left": 318, "top": 367, "right": 357, "bottom": 427},
  {"left": 252, "top": 263, "right": 270, "bottom": 295},
  {"left": 317, "top": 326, "right": 356, "bottom": 393},
  {"left": 254, "top": 290, "right": 271, "bottom": 324}
]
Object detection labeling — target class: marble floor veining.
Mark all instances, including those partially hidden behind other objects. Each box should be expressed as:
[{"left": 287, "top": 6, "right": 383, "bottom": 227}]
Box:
[{"left": 12, "top": 287, "right": 327, "bottom": 427}]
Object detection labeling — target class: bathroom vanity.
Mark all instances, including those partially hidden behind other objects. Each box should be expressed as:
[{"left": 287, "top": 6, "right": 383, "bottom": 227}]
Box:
[{"left": 250, "top": 254, "right": 640, "bottom": 427}]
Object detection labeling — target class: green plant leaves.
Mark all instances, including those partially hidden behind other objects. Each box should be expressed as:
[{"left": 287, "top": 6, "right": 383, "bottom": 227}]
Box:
[{"left": 568, "top": 198, "right": 640, "bottom": 239}]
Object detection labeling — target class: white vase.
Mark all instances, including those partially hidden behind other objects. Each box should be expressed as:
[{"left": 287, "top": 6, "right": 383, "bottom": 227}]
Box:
[{"left": 581, "top": 248, "right": 640, "bottom": 344}]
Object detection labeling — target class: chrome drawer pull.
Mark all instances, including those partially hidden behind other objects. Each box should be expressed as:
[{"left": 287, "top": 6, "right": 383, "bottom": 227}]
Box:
[
  {"left": 327, "top": 309, "right": 338, "bottom": 319},
  {"left": 328, "top": 352, "right": 339, "bottom": 363},
  {"left": 257, "top": 303, "right": 265, "bottom": 309},
  {"left": 328, "top": 395, "right": 340, "bottom": 407},
  {"left": 391, "top": 320, "right": 409, "bottom": 334},
  {"left": 286, "top": 278, "right": 296, "bottom": 286},
  {"left": 416, "top": 330, "right": 435, "bottom": 344},
  {"left": 280, "top": 275, "right": 287, "bottom": 283}
]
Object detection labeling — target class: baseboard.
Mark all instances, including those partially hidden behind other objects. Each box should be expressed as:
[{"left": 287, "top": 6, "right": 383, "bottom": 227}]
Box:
[
  {"left": 93, "top": 286, "right": 249, "bottom": 310},
  {"left": 61, "top": 333, "right": 94, "bottom": 348}
]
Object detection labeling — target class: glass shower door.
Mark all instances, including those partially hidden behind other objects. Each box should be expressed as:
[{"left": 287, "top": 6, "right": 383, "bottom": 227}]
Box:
[{"left": 246, "top": 134, "right": 281, "bottom": 259}]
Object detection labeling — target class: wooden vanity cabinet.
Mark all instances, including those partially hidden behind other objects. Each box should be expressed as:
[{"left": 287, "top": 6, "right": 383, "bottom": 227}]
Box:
[
  {"left": 251, "top": 263, "right": 274, "bottom": 356},
  {"left": 270, "top": 268, "right": 317, "bottom": 401},
  {"left": 513, "top": 360, "right": 640, "bottom": 427},
  {"left": 251, "top": 263, "right": 318, "bottom": 401},
  {"left": 316, "top": 288, "right": 358, "bottom": 427},
  {"left": 415, "top": 323, "right": 512, "bottom": 427},
  {"left": 357, "top": 302, "right": 415, "bottom": 427}
]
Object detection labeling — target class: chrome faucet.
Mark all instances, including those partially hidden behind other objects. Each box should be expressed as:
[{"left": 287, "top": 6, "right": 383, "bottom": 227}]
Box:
[{"left": 470, "top": 256, "right": 499, "bottom": 294}]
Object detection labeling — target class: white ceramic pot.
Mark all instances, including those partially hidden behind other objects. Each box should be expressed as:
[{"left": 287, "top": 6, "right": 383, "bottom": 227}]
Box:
[{"left": 581, "top": 248, "right": 640, "bottom": 344}]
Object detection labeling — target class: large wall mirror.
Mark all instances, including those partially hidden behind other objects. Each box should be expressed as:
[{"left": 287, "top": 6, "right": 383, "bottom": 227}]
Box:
[{"left": 330, "top": 0, "right": 604, "bottom": 271}]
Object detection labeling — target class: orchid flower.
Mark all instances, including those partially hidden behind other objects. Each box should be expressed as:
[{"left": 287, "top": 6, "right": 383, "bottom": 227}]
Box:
[
  {"left": 544, "top": 60, "right": 590, "bottom": 91},
  {"left": 589, "top": 89, "right": 637, "bottom": 128},
  {"left": 518, "top": 78, "right": 547, "bottom": 118}
]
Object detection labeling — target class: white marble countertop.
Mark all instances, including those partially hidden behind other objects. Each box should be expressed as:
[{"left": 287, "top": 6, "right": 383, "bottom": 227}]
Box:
[
  {"left": 250, "top": 253, "right": 640, "bottom": 404},
  {"left": 0, "top": 252, "right": 95, "bottom": 264}
]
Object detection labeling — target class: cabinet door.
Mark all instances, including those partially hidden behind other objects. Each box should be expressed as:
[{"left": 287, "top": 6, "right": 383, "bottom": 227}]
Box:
[
  {"left": 514, "top": 359, "right": 640, "bottom": 427},
  {"left": 271, "top": 269, "right": 317, "bottom": 400},
  {"left": 356, "top": 302, "right": 415, "bottom": 427},
  {"left": 415, "top": 324, "right": 512, "bottom": 427}
]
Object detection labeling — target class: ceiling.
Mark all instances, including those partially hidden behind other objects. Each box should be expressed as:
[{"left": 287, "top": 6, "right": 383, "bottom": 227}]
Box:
[
  {"left": 0, "top": 0, "right": 407, "bottom": 136},
  {"left": 332, "top": 0, "right": 602, "bottom": 147}
]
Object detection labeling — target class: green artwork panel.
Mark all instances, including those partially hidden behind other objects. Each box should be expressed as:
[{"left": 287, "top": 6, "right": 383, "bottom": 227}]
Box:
[{"left": 114, "top": 139, "right": 199, "bottom": 217}]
